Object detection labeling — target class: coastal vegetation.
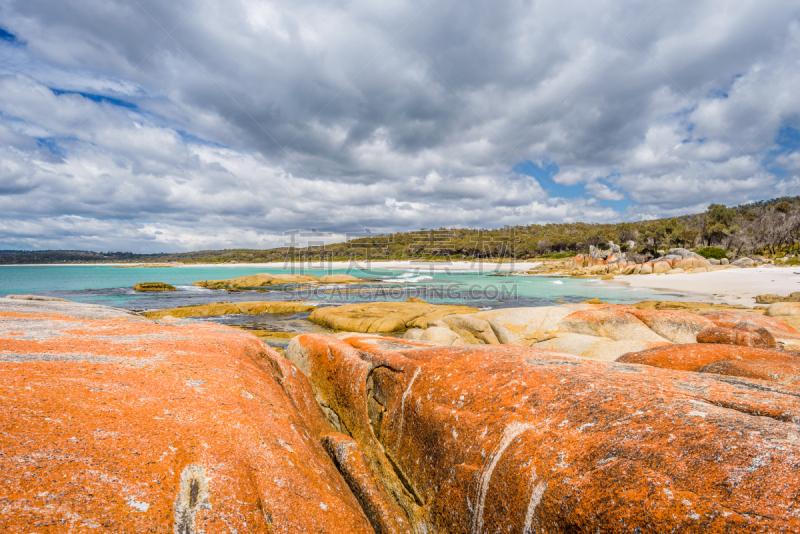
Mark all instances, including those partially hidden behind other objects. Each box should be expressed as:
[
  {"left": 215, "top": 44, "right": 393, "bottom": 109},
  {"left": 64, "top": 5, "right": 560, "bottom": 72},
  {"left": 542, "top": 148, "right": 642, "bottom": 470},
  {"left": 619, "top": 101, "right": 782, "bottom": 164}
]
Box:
[
  {"left": 2, "top": 196, "right": 799, "bottom": 264},
  {"left": 695, "top": 246, "right": 728, "bottom": 260}
]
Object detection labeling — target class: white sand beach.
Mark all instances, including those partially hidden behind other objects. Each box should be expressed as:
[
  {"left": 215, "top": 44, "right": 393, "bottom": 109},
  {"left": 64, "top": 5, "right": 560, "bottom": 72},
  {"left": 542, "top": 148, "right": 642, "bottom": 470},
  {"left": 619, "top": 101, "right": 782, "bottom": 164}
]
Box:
[{"left": 609, "top": 266, "right": 800, "bottom": 307}]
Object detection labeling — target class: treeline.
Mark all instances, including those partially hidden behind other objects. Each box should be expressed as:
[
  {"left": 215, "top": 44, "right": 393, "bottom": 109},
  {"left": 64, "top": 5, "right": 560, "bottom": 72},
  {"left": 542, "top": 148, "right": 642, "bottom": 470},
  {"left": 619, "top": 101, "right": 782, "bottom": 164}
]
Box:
[
  {"left": 0, "top": 250, "right": 160, "bottom": 264},
  {"left": 3, "top": 196, "right": 800, "bottom": 264}
]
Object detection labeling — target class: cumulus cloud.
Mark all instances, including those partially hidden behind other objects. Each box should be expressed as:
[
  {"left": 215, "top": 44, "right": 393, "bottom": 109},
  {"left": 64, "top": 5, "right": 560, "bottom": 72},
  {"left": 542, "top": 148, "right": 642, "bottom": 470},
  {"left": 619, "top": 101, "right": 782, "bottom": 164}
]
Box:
[{"left": 0, "top": 0, "right": 798, "bottom": 251}]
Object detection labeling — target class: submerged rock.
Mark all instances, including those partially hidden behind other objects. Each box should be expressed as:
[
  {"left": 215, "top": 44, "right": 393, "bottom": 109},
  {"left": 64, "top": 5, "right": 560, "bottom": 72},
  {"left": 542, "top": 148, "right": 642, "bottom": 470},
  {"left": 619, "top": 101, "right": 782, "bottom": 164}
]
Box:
[
  {"left": 133, "top": 282, "right": 177, "bottom": 292},
  {"left": 194, "top": 272, "right": 322, "bottom": 289},
  {"left": 235, "top": 300, "right": 318, "bottom": 315},
  {"left": 142, "top": 300, "right": 317, "bottom": 319},
  {"left": 0, "top": 299, "right": 376, "bottom": 533},
  {"left": 319, "top": 274, "right": 364, "bottom": 284},
  {"left": 288, "top": 334, "right": 800, "bottom": 533}
]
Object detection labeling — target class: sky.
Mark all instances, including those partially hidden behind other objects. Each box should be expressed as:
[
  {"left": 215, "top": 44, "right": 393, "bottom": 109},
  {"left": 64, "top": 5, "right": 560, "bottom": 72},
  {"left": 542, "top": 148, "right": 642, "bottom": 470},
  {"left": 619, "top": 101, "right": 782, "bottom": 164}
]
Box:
[{"left": 0, "top": 0, "right": 799, "bottom": 253}]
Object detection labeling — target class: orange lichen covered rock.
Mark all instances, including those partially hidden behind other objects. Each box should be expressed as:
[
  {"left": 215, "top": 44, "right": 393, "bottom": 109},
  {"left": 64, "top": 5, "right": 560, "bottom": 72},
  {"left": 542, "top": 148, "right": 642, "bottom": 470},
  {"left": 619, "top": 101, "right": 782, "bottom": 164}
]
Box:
[
  {"left": 697, "top": 327, "right": 766, "bottom": 347},
  {"left": 628, "top": 309, "right": 715, "bottom": 343},
  {"left": 696, "top": 324, "right": 777, "bottom": 348},
  {"left": 616, "top": 343, "right": 789, "bottom": 372},
  {"left": 320, "top": 433, "right": 412, "bottom": 534},
  {"left": 288, "top": 334, "right": 800, "bottom": 533},
  {"left": 699, "top": 357, "right": 800, "bottom": 385},
  {"left": 0, "top": 299, "right": 375, "bottom": 533},
  {"left": 702, "top": 311, "right": 800, "bottom": 340},
  {"left": 557, "top": 307, "right": 669, "bottom": 342}
]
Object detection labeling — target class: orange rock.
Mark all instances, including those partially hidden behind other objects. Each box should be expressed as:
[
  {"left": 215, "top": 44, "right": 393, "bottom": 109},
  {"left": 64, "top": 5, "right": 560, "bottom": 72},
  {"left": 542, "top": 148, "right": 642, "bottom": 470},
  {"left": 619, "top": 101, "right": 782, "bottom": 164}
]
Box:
[
  {"left": 696, "top": 325, "right": 777, "bottom": 348},
  {"left": 616, "top": 343, "right": 789, "bottom": 372},
  {"left": 699, "top": 357, "right": 800, "bottom": 385},
  {"left": 289, "top": 334, "right": 800, "bottom": 533},
  {"left": 0, "top": 300, "right": 375, "bottom": 533},
  {"left": 652, "top": 260, "right": 672, "bottom": 273},
  {"left": 557, "top": 307, "right": 669, "bottom": 342},
  {"left": 628, "top": 309, "right": 715, "bottom": 343},
  {"left": 321, "top": 433, "right": 412, "bottom": 534},
  {"left": 702, "top": 311, "right": 800, "bottom": 340},
  {"left": 673, "top": 257, "right": 711, "bottom": 270}
]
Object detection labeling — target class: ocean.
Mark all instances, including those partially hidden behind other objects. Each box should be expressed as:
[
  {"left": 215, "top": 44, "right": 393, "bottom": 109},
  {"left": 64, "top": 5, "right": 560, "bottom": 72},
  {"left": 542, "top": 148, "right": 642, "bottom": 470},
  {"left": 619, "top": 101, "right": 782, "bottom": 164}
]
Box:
[
  {"left": 0, "top": 263, "right": 695, "bottom": 348},
  {"left": 0, "top": 263, "right": 691, "bottom": 309}
]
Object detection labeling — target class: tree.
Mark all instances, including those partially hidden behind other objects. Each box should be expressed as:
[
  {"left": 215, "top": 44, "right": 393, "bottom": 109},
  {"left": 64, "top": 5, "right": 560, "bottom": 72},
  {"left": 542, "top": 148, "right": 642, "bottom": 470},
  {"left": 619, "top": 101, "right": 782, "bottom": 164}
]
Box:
[
  {"left": 615, "top": 222, "right": 638, "bottom": 243},
  {"left": 707, "top": 204, "right": 737, "bottom": 226},
  {"left": 703, "top": 203, "right": 738, "bottom": 245}
]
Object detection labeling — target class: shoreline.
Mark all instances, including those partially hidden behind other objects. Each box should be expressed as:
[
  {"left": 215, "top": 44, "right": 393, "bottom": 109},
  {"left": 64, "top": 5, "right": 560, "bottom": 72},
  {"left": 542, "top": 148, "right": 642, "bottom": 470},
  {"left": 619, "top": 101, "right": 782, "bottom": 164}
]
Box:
[{"left": 3, "top": 261, "right": 799, "bottom": 308}]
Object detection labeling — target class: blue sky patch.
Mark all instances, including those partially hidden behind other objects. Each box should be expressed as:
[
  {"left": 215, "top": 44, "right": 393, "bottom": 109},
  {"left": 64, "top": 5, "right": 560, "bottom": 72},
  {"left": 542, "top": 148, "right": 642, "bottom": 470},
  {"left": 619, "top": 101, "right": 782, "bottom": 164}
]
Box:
[
  {"left": 177, "top": 130, "right": 228, "bottom": 149},
  {"left": 514, "top": 159, "right": 584, "bottom": 198},
  {"left": 37, "top": 138, "right": 67, "bottom": 159},
  {"left": 0, "top": 28, "right": 17, "bottom": 43},
  {"left": 51, "top": 89, "right": 138, "bottom": 110},
  {"left": 775, "top": 125, "right": 800, "bottom": 152},
  {"left": 764, "top": 124, "right": 799, "bottom": 177}
]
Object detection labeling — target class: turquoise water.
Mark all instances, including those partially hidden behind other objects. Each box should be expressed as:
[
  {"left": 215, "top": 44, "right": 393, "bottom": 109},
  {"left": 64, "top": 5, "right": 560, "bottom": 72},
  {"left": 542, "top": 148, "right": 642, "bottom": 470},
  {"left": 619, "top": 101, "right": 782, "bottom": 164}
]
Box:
[{"left": 0, "top": 264, "right": 688, "bottom": 311}]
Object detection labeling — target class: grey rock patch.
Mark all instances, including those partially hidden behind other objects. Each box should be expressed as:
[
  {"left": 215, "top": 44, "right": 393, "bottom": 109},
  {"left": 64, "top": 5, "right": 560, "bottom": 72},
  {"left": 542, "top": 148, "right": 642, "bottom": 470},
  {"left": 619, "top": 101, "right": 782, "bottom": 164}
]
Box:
[
  {"left": 608, "top": 363, "right": 644, "bottom": 373},
  {"left": 0, "top": 298, "right": 146, "bottom": 321},
  {"left": 0, "top": 352, "right": 159, "bottom": 367},
  {"left": 84, "top": 334, "right": 195, "bottom": 343},
  {"left": 526, "top": 359, "right": 581, "bottom": 366},
  {"left": 5, "top": 294, "right": 71, "bottom": 302},
  {"left": 0, "top": 318, "right": 92, "bottom": 339},
  {"left": 674, "top": 381, "right": 708, "bottom": 393},
  {"left": 174, "top": 464, "right": 211, "bottom": 534}
]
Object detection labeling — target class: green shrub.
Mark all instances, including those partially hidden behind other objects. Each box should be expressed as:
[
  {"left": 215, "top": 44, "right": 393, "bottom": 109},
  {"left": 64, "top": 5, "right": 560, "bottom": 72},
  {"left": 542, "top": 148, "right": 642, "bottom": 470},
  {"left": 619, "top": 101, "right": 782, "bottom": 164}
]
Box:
[
  {"left": 539, "top": 251, "right": 577, "bottom": 259},
  {"left": 696, "top": 246, "right": 728, "bottom": 260}
]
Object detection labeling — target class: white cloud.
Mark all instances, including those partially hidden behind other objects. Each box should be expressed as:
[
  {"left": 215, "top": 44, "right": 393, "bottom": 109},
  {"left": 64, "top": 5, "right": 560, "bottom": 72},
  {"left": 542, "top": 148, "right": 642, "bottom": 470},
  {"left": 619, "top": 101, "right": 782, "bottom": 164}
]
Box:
[{"left": 0, "top": 0, "right": 798, "bottom": 251}]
